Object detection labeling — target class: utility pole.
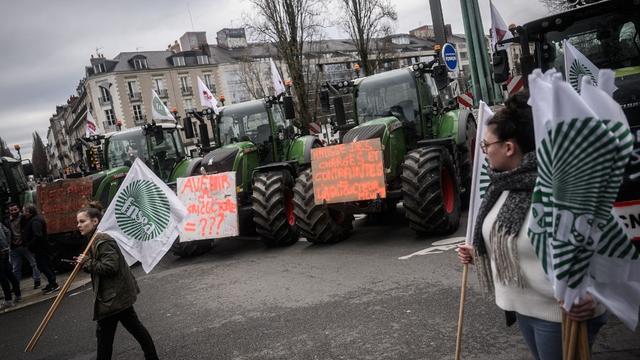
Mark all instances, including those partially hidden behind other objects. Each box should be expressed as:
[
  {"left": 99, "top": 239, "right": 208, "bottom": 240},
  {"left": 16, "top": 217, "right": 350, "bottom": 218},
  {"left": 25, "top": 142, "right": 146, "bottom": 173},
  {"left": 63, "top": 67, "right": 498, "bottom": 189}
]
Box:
[{"left": 428, "top": 0, "right": 448, "bottom": 45}]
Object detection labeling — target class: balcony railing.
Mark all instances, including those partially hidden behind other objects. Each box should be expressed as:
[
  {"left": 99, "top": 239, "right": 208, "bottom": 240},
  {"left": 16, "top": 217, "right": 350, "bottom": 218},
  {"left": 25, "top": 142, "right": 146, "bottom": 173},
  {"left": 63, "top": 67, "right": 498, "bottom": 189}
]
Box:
[
  {"left": 133, "top": 115, "right": 147, "bottom": 126},
  {"left": 157, "top": 89, "right": 168, "bottom": 98},
  {"left": 98, "top": 96, "right": 111, "bottom": 106},
  {"left": 129, "top": 92, "right": 142, "bottom": 102},
  {"left": 181, "top": 86, "right": 193, "bottom": 96}
]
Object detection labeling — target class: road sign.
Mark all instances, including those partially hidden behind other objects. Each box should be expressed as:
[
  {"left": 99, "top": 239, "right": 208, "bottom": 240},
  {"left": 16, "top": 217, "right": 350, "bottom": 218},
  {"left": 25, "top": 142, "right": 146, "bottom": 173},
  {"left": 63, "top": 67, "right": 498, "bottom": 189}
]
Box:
[{"left": 442, "top": 43, "right": 458, "bottom": 72}]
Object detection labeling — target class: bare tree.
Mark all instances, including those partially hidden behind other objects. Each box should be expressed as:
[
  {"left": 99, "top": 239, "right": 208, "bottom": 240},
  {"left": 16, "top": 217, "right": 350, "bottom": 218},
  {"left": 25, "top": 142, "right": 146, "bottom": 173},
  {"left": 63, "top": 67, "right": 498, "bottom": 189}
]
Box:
[
  {"left": 246, "top": 0, "right": 326, "bottom": 130},
  {"left": 237, "top": 56, "right": 270, "bottom": 99},
  {"left": 337, "top": 0, "right": 397, "bottom": 76},
  {"left": 0, "top": 137, "right": 15, "bottom": 158},
  {"left": 31, "top": 132, "right": 49, "bottom": 178}
]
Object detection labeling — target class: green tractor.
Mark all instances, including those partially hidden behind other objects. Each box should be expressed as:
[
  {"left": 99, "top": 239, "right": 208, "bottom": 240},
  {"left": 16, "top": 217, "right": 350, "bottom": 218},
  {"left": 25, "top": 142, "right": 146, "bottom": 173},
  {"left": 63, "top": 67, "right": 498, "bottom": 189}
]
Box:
[
  {"left": 0, "top": 156, "right": 36, "bottom": 216},
  {"left": 492, "top": 0, "right": 640, "bottom": 245},
  {"left": 199, "top": 96, "right": 321, "bottom": 246},
  {"left": 294, "top": 61, "right": 476, "bottom": 243}
]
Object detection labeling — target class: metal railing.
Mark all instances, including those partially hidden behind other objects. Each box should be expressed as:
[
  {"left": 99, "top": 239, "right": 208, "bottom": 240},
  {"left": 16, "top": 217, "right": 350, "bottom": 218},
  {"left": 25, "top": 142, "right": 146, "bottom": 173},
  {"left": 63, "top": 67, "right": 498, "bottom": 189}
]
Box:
[
  {"left": 98, "top": 96, "right": 111, "bottom": 106},
  {"left": 129, "top": 92, "right": 142, "bottom": 101},
  {"left": 181, "top": 86, "right": 193, "bottom": 96},
  {"left": 157, "top": 89, "right": 168, "bottom": 98}
]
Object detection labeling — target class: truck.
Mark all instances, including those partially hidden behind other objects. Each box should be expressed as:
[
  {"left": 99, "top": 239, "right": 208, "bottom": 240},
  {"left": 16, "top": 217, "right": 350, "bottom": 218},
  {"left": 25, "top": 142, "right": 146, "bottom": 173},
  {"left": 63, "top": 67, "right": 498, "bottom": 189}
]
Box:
[
  {"left": 492, "top": 0, "right": 640, "bottom": 245},
  {"left": 293, "top": 59, "right": 476, "bottom": 243},
  {"left": 199, "top": 96, "right": 321, "bottom": 247}
]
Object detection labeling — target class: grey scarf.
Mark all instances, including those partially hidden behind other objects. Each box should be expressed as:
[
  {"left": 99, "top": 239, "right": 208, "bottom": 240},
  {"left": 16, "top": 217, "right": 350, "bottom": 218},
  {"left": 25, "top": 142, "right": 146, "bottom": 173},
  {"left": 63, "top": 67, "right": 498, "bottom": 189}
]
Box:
[{"left": 473, "top": 152, "right": 537, "bottom": 293}]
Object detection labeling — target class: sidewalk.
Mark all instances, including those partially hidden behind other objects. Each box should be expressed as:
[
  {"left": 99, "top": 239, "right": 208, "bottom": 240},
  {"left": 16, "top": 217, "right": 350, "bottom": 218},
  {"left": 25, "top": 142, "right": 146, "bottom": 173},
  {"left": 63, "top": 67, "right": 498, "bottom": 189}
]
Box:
[{"left": 0, "top": 271, "right": 92, "bottom": 315}]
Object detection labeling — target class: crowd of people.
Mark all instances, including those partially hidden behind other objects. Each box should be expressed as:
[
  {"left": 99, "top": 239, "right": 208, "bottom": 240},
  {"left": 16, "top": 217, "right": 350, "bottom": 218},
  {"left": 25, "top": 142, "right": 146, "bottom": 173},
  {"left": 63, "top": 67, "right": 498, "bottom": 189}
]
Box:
[{"left": 0, "top": 203, "right": 58, "bottom": 311}]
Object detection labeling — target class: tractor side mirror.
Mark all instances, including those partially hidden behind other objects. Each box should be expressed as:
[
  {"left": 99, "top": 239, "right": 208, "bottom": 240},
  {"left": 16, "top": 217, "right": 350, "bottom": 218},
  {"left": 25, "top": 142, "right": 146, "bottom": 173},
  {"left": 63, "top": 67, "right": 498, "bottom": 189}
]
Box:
[
  {"left": 199, "top": 123, "right": 210, "bottom": 149},
  {"left": 154, "top": 128, "right": 164, "bottom": 144},
  {"left": 493, "top": 49, "right": 510, "bottom": 83},
  {"left": 283, "top": 96, "right": 296, "bottom": 120},
  {"left": 183, "top": 117, "right": 195, "bottom": 139},
  {"left": 319, "top": 89, "right": 330, "bottom": 113},
  {"left": 432, "top": 65, "right": 449, "bottom": 90},
  {"left": 333, "top": 97, "right": 346, "bottom": 127}
]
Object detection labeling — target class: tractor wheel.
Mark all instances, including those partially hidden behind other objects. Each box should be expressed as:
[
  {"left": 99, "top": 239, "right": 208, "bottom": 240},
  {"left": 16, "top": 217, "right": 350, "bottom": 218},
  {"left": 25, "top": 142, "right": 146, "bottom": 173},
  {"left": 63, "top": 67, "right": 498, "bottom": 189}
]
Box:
[
  {"left": 401, "top": 146, "right": 461, "bottom": 235},
  {"left": 293, "top": 169, "right": 353, "bottom": 244},
  {"left": 252, "top": 171, "right": 299, "bottom": 247},
  {"left": 172, "top": 241, "right": 213, "bottom": 258},
  {"left": 458, "top": 117, "right": 477, "bottom": 208}
]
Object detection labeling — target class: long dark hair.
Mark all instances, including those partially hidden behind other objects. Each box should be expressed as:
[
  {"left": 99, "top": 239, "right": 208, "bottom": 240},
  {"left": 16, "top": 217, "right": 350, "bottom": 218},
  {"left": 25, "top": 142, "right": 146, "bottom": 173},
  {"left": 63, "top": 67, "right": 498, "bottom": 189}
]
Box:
[{"left": 486, "top": 91, "right": 535, "bottom": 154}]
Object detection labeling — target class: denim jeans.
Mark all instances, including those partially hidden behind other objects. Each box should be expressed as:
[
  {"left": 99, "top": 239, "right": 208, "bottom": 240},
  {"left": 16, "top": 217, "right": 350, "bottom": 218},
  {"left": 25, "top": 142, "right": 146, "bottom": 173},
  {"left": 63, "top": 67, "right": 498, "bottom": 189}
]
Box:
[
  {"left": 516, "top": 312, "right": 608, "bottom": 360},
  {"left": 10, "top": 246, "right": 41, "bottom": 282},
  {"left": 0, "top": 254, "right": 21, "bottom": 300}
]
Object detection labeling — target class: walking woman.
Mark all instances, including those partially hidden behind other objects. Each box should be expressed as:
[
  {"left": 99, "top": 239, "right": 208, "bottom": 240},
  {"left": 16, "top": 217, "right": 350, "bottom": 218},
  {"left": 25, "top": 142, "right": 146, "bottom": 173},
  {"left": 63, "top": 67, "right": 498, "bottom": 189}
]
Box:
[
  {"left": 456, "top": 92, "right": 607, "bottom": 360},
  {"left": 75, "top": 202, "right": 158, "bottom": 360}
]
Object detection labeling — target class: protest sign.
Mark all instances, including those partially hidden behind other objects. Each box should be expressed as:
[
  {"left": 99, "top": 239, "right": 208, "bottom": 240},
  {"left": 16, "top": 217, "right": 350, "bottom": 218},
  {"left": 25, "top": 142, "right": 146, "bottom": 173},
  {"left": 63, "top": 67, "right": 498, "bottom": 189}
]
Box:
[
  {"left": 311, "top": 138, "right": 386, "bottom": 205},
  {"left": 177, "top": 172, "right": 239, "bottom": 241},
  {"left": 37, "top": 178, "right": 93, "bottom": 234}
]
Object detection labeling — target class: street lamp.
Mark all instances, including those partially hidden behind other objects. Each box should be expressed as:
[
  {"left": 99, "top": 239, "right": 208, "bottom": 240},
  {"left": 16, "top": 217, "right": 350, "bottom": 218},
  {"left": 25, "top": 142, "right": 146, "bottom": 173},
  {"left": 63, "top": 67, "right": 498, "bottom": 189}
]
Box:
[{"left": 13, "top": 144, "right": 21, "bottom": 160}]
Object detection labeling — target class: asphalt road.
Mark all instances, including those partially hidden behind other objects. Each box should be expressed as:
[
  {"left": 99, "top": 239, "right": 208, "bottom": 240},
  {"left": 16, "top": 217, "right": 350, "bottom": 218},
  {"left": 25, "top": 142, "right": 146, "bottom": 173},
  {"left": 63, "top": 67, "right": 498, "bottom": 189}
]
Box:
[{"left": 1, "top": 210, "right": 639, "bottom": 360}]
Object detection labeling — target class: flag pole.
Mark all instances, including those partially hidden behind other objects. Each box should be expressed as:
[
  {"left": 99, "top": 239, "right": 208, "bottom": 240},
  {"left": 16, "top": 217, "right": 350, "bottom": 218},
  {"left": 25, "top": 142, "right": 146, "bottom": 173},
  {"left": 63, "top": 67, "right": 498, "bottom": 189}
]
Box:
[
  {"left": 455, "top": 263, "right": 469, "bottom": 360},
  {"left": 25, "top": 232, "right": 99, "bottom": 352}
]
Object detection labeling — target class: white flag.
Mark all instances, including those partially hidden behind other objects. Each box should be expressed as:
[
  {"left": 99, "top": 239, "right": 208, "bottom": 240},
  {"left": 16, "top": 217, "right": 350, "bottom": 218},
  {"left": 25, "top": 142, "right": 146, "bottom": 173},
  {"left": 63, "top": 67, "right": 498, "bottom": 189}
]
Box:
[
  {"left": 563, "top": 40, "right": 599, "bottom": 93},
  {"left": 151, "top": 89, "right": 176, "bottom": 122},
  {"left": 270, "top": 58, "right": 286, "bottom": 95},
  {"left": 97, "top": 158, "right": 187, "bottom": 273},
  {"left": 85, "top": 110, "right": 100, "bottom": 137},
  {"left": 465, "top": 101, "right": 492, "bottom": 245},
  {"left": 490, "top": 1, "right": 513, "bottom": 50},
  {"left": 197, "top": 76, "right": 219, "bottom": 114}
]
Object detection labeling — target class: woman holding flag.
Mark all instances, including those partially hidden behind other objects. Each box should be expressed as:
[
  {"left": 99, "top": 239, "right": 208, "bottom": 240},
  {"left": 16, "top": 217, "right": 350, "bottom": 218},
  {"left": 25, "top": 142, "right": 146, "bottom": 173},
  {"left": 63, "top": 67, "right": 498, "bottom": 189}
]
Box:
[
  {"left": 75, "top": 202, "right": 159, "bottom": 360},
  {"left": 456, "top": 92, "right": 607, "bottom": 360}
]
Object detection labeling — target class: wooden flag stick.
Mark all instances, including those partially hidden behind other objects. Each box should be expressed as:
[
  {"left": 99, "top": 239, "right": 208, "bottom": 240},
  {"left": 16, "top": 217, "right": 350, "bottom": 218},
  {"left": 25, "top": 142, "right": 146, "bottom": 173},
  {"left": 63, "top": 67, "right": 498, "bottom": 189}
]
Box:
[
  {"left": 454, "top": 263, "right": 469, "bottom": 360},
  {"left": 25, "top": 232, "right": 98, "bottom": 352},
  {"left": 578, "top": 320, "right": 590, "bottom": 359},
  {"left": 566, "top": 319, "right": 578, "bottom": 360},
  {"left": 562, "top": 312, "right": 568, "bottom": 359}
]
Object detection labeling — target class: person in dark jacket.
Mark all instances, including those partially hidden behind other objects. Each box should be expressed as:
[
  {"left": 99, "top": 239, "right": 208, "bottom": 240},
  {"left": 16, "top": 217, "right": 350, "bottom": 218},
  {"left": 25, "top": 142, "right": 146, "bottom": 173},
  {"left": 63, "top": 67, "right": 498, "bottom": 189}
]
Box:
[
  {"left": 22, "top": 204, "right": 58, "bottom": 294},
  {"left": 0, "top": 220, "right": 21, "bottom": 310},
  {"left": 75, "top": 202, "right": 158, "bottom": 360}
]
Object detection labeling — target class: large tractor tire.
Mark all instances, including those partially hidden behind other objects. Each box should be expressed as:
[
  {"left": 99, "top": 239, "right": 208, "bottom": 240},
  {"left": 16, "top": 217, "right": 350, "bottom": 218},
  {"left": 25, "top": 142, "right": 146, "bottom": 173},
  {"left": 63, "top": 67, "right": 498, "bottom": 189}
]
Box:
[
  {"left": 252, "top": 171, "right": 299, "bottom": 247},
  {"left": 458, "top": 117, "right": 477, "bottom": 208},
  {"left": 293, "top": 169, "right": 353, "bottom": 244},
  {"left": 401, "top": 146, "right": 461, "bottom": 235}
]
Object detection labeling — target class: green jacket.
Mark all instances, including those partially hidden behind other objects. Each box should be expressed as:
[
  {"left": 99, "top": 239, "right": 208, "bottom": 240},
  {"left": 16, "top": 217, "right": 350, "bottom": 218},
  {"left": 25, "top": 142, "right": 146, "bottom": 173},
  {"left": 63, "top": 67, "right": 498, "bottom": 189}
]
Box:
[{"left": 83, "top": 232, "right": 139, "bottom": 321}]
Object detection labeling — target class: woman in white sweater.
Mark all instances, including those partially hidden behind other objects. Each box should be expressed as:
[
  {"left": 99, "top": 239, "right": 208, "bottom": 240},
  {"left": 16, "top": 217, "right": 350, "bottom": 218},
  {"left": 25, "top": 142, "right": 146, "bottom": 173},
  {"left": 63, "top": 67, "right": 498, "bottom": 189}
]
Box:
[{"left": 457, "top": 92, "right": 607, "bottom": 360}]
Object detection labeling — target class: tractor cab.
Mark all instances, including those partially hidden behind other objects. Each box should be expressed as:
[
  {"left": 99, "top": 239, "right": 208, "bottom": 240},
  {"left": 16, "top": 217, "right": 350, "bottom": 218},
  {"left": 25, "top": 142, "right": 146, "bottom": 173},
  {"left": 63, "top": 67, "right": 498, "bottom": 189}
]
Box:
[
  {"left": 0, "top": 156, "right": 35, "bottom": 214},
  {"left": 104, "top": 123, "right": 185, "bottom": 182}
]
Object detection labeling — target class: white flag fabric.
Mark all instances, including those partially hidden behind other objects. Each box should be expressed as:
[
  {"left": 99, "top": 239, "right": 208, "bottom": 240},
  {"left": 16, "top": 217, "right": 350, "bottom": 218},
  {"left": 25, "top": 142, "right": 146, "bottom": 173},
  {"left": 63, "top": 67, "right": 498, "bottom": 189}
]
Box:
[
  {"left": 151, "top": 89, "right": 176, "bottom": 122},
  {"left": 97, "top": 158, "right": 187, "bottom": 273},
  {"left": 464, "top": 101, "right": 492, "bottom": 245},
  {"left": 270, "top": 58, "right": 286, "bottom": 95},
  {"left": 490, "top": 1, "right": 513, "bottom": 50},
  {"left": 85, "top": 110, "right": 100, "bottom": 137},
  {"left": 528, "top": 68, "right": 640, "bottom": 330},
  {"left": 563, "top": 40, "right": 599, "bottom": 93},
  {"left": 197, "top": 76, "right": 219, "bottom": 114}
]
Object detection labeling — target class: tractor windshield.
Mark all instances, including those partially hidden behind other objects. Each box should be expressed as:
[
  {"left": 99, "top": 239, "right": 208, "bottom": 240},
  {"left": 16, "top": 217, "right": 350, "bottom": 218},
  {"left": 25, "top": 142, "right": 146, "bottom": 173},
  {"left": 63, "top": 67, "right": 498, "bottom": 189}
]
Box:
[
  {"left": 218, "top": 100, "right": 281, "bottom": 145},
  {"left": 542, "top": 13, "right": 639, "bottom": 72},
  {"left": 2, "top": 159, "right": 28, "bottom": 194},
  {"left": 356, "top": 69, "right": 419, "bottom": 124},
  {"left": 148, "top": 128, "right": 183, "bottom": 181},
  {"left": 106, "top": 130, "right": 149, "bottom": 169}
]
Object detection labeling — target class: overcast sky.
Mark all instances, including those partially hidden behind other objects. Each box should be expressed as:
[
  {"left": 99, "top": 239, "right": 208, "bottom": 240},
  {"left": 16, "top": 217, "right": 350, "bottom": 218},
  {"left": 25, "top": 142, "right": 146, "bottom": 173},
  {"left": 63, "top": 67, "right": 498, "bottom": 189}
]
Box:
[{"left": 0, "top": 0, "right": 548, "bottom": 159}]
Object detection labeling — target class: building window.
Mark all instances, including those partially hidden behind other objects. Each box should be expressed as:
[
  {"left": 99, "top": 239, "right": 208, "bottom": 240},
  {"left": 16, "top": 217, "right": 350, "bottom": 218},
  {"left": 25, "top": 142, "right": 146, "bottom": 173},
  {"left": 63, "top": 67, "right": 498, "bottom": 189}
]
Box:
[
  {"left": 133, "top": 105, "right": 144, "bottom": 123},
  {"left": 184, "top": 98, "right": 193, "bottom": 111},
  {"left": 180, "top": 76, "right": 190, "bottom": 90},
  {"left": 99, "top": 86, "right": 111, "bottom": 103},
  {"left": 153, "top": 78, "right": 164, "bottom": 92},
  {"left": 203, "top": 74, "right": 215, "bottom": 92},
  {"left": 173, "top": 56, "right": 185, "bottom": 67},
  {"left": 133, "top": 58, "right": 148, "bottom": 70},
  {"left": 197, "top": 55, "right": 209, "bottom": 65},
  {"left": 460, "top": 51, "right": 467, "bottom": 60},
  {"left": 127, "top": 80, "right": 139, "bottom": 95},
  {"left": 95, "top": 63, "right": 106, "bottom": 73},
  {"left": 104, "top": 109, "right": 115, "bottom": 126}
]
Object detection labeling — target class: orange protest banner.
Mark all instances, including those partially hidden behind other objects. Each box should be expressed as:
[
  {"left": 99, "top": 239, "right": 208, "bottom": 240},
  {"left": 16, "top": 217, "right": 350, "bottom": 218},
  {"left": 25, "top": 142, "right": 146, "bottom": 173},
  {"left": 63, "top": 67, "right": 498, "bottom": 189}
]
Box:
[
  {"left": 311, "top": 138, "right": 386, "bottom": 205},
  {"left": 177, "top": 172, "right": 239, "bottom": 241},
  {"left": 36, "top": 178, "right": 93, "bottom": 234}
]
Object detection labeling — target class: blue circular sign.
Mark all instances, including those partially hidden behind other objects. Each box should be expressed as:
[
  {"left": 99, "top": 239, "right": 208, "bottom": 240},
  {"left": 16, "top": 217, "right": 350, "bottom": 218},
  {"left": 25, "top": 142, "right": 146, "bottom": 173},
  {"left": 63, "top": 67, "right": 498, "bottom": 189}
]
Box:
[{"left": 442, "top": 43, "right": 458, "bottom": 72}]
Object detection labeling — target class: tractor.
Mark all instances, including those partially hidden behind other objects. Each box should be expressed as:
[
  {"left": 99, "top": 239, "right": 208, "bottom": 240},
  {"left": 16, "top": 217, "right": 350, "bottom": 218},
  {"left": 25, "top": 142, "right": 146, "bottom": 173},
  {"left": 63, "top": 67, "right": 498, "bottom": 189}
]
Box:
[
  {"left": 199, "top": 96, "right": 321, "bottom": 246},
  {"left": 0, "top": 156, "right": 36, "bottom": 217},
  {"left": 492, "top": 0, "right": 640, "bottom": 245},
  {"left": 293, "top": 60, "right": 477, "bottom": 243}
]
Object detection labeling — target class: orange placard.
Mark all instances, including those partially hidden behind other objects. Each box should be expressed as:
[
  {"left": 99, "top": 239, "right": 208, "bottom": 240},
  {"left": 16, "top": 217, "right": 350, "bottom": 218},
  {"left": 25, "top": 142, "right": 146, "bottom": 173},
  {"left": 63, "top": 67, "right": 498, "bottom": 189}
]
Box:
[
  {"left": 37, "top": 178, "right": 93, "bottom": 234},
  {"left": 311, "top": 138, "right": 386, "bottom": 205}
]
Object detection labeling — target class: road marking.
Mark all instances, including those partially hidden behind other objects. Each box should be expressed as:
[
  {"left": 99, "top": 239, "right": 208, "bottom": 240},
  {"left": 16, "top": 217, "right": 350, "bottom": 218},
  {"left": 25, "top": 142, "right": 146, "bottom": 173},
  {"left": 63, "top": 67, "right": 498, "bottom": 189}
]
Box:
[
  {"left": 69, "top": 288, "right": 91, "bottom": 297},
  {"left": 398, "top": 237, "right": 466, "bottom": 260}
]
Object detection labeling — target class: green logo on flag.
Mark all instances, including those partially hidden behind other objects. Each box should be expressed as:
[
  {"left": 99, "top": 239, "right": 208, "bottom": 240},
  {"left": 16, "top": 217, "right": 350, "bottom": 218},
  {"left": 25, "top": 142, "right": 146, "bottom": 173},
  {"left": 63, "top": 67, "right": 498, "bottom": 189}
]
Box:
[
  {"left": 568, "top": 59, "right": 596, "bottom": 91},
  {"left": 115, "top": 180, "right": 171, "bottom": 241},
  {"left": 153, "top": 95, "right": 169, "bottom": 116}
]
